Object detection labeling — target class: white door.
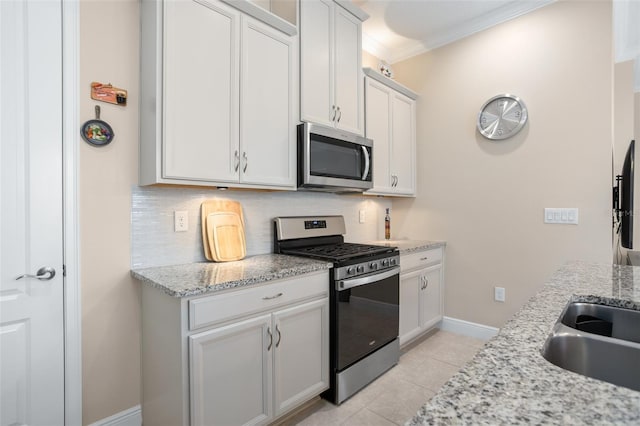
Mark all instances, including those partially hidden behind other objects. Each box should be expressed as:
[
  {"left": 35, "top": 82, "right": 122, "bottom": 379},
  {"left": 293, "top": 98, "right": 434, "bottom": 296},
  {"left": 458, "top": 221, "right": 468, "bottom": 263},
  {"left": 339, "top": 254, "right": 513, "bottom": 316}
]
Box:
[
  {"left": 399, "top": 269, "right": 422, "bottom": 345},
  {"left": 273, "top": 298, "right": 329, "bottom": 417},
  {"left": 189, "top": 314, "right": 273, "bottom": 426},
  {"left": 333, "top": 5, "right": 363, "bottom": 135},
  {"left": 163, "top": 0, "right": 240, "bottom": 183},
  {"left": 365, "top": 78, "right": 393, "bottom": 193},
  {"left": 391, "top": 92, "right": 416, "bottom": 195},
  {"left": 240, "top": 16, "right": 294, "bottom": 188},
  {"left": 1, "top": 1, "right": 65, "bottom": 425},
  {"left": 420, "top": 265, "right": 443, "bottom": 330},
  {"left": 299, "top": 0, "right": 334, "bottom": 127}
]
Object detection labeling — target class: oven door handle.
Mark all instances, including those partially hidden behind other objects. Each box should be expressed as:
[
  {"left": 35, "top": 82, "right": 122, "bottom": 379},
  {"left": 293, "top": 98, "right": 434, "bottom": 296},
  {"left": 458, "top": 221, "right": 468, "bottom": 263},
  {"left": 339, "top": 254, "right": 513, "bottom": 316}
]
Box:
[{"left": 336, "top": 266, "right": 400, "bottom": 291}]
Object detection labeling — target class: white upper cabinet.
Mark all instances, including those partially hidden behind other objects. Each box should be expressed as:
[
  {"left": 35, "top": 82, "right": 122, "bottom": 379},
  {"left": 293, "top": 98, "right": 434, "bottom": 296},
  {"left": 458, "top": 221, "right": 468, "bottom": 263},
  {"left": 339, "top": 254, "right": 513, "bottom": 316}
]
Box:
[
  {"left": 364, "top": 69, "right": 418, "bottom": 196},
  {"left": 241, "top": 17, "right": 296, "bottom": 187},
  {"left": 300, "top": 0, "right": 366, "bottom": 135},
  {"left": 162, "top": 0, "right": 240, "bottom": 183},
  {"left": 140, "top": 0, "right": 296, "bottom": 190}
]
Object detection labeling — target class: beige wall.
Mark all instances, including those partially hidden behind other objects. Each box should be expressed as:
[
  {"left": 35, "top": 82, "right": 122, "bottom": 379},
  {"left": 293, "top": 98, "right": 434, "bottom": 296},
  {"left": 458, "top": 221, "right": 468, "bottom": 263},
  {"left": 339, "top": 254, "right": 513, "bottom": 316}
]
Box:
[
  {"left": 391, "top": 0, "right": 613, "bottom": 327},
  {"left": 79, "top": 1, "right": 140, "bottom": 423},
  {"left": 362, "top": 50, "right": 381, "bottom": 70}
]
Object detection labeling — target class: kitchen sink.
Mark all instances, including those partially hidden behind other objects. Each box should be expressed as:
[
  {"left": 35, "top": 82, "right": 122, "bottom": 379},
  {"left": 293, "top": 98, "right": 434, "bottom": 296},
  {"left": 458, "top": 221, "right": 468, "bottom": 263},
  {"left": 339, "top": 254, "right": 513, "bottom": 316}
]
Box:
[{"left": 541, "top": 301, "right": 640, "bottom": 392}]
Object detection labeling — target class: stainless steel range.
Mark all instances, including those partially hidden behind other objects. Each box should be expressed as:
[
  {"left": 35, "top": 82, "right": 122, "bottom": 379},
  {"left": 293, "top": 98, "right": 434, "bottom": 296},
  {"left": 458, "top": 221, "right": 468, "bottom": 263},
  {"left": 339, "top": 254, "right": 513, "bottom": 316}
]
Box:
[{"left": 273, "top": 215, "right": 400, "bottom": 404}]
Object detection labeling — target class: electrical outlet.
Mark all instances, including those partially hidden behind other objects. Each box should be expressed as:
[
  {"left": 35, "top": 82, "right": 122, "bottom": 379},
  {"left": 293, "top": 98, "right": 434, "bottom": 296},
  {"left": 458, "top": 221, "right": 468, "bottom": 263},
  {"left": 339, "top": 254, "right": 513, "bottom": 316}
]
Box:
[
  {"left": 494, "top": 286, "right": 505, "bottom": 302},
  {"left": 174, "top": 211, "right": 188, "bottom": 232},
  {"left": 359, "top": 210, "right": 366, "bottom": 224}
]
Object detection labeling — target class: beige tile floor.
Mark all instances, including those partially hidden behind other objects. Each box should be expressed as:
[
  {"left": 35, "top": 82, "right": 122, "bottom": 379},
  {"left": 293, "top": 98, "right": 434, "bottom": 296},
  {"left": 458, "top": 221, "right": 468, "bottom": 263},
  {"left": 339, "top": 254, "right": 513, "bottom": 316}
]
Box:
[{"left": 279, "top": 330, "right": 486, "bottom": 426}]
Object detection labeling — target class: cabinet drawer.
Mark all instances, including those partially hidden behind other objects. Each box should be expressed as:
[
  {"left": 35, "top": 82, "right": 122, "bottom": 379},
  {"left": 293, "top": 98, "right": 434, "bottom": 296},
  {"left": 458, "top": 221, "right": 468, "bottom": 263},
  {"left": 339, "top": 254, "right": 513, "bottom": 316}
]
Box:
[
  {"left": 401, "top": 248, "right": 443, "bottom": 272},
  {"left": 189, "top": 271, "right": 328, "bottom": 330}
]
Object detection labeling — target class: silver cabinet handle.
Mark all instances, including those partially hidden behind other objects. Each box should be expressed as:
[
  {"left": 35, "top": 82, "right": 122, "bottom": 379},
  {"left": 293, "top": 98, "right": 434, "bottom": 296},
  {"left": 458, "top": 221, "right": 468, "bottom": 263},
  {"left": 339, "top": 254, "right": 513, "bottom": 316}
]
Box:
[
  {"left": 234, "top": 150, "right": 240, "bottom": 172},
  {"left": 267, "top": 327, "right": 273, "bottom": 351},
  {"left": 331, "top": 105, "right": 337, "bottom": 121},
  {"left": 395, "top": 175, "right": 399, "bottom": 187},
  {"left": 425, "top": 278, "right": 429, "bottom": 288},
  {"left": 336, "top": 106, "right": 342, "bottom": 123},
  {"left": 15, "top": 266, "right": 56, "bottom": 281},
  {"left": 242, "top": 152, "right": 248, "bottom": 173},
  {"left": 262, "top": 292, "right": 283, "bottom": 300},
  {"left": 275, "top": 324, "right": 282, "bottom": 348},
  {"left": 361, "top": 146, "right": 370, "bottom": 181}
]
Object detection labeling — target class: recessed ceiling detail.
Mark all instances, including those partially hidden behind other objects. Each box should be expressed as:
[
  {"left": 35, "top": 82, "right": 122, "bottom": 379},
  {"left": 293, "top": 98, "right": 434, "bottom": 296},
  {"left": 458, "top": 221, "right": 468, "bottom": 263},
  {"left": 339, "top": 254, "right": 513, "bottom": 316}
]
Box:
[{"left": 357, "top": 0, "right": 555, "bottom": 64}]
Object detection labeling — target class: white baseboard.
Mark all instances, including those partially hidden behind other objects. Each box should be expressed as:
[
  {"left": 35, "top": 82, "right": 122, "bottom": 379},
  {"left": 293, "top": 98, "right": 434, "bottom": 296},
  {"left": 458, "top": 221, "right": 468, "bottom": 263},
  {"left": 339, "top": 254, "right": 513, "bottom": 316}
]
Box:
[
  {"left": 440, "top": 316, "right": 499, "bottom": 341},
  {"left": 89, "top": 405, "right": 141, "bottom": 426}
]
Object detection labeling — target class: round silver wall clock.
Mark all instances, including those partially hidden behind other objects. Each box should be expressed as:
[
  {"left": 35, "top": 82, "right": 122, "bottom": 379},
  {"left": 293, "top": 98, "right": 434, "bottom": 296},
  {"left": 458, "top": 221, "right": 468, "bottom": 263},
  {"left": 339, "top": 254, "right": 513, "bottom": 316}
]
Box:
[{"left": 477, "top": 94, "right": 528, "bottom": 140}]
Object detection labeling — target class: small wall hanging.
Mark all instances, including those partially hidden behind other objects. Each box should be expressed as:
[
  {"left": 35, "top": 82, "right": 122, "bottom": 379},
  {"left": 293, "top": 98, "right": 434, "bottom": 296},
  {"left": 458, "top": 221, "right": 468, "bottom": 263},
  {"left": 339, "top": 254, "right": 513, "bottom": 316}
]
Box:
[{"left": 81, "top": 105, "right": 114, "bottom": 146}]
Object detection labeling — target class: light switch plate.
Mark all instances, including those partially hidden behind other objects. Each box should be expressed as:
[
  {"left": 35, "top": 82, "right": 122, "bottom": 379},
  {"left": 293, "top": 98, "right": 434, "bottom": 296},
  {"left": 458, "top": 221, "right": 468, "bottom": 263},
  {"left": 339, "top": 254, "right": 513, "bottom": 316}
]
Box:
[{"left": 544, "top": 208, "right": 578, "bottom": 225}]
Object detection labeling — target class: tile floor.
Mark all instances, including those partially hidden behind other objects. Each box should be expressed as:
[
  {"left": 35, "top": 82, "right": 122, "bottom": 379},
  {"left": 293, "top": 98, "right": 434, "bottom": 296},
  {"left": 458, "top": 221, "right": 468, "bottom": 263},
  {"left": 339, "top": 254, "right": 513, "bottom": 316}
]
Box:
[{"left": 279, "top": 330, "right": 486, "bottom": 426}]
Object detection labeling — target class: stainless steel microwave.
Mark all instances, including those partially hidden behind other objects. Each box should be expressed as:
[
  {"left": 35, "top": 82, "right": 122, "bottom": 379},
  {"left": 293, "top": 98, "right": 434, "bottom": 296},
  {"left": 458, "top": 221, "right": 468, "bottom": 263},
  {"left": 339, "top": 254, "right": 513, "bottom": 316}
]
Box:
[{"left": 297, "top": 122, "right": 373, "bottom": 192}]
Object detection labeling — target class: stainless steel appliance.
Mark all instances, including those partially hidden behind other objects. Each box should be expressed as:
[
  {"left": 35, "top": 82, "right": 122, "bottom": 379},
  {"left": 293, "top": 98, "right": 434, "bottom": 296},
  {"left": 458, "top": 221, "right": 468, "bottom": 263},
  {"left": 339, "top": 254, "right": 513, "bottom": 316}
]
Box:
[
  {"left": 297, "top": 122, "right": 373, "bottom": 193},
  {"left": 273, "top": 216, "right": 399, "bottom": 404}
]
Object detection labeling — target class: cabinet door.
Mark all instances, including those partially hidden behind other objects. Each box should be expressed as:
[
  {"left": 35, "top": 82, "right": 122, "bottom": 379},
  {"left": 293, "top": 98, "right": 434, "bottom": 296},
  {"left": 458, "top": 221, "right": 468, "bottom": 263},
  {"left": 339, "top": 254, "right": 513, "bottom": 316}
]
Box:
[
  {"left": 163, "top": 0, "right": 240, "bottom": 183},
  {"left": 420, "top": 265, "right": 442, "bottom": 331},
  {"left": 399, "top": 269, "right": 423, "bottom": 346},
  {"left": 190, "top": 314, "right": 273, "bottom": 426},
  {"left": 333, "top": 5, "right": 363, "bottom": 135},
  {"left": 240, "top": 16, "right": 295, "bottom": 187},
  {"left": 300, "top": 0, "right": 334, "bottom": 127},
  {"left": 273, "top": 298, "right": 329, "bottom": 417},
  {"left": 365, "top": 78, "right": 393, "bottom": 193},
  {"left": 390, "top": 92, "right": 416, "bottom": 195}
]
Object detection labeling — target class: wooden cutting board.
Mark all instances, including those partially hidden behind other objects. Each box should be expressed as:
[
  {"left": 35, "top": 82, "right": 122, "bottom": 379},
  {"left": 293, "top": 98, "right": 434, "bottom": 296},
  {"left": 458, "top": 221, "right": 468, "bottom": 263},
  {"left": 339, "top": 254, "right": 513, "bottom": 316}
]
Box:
[{"left": 201, "top": 200, "right": 246, "bottom": 262}]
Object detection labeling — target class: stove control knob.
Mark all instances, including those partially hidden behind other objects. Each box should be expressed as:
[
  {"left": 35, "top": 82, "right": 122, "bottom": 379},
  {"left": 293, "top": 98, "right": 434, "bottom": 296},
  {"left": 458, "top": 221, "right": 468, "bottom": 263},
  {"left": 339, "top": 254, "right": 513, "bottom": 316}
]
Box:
[
  {"left": 347, "top": 267, "right": 355, "bottom": 275},
  {"left": 356, "top": 265, "right": 365, "bottom": 273},
  {"left": 369, "top": 262, "right": 378, "bottom": 270},
  {"left": 390, "top": 258, "right": 397, "bottom": 266},
  {"left": 381, "top": 259, "right": 390, "bottom": 267}
]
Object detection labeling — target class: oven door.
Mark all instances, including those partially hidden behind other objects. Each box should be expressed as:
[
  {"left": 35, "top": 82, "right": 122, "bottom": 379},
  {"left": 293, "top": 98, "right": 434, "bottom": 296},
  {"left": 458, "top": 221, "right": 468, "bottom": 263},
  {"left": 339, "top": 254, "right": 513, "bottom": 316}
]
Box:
[
  {"left": 298, "top": 122, "right": 372, "bottom": 191},
  {"left": 335, "top": 267, "right": 399, "bottom": 371}
]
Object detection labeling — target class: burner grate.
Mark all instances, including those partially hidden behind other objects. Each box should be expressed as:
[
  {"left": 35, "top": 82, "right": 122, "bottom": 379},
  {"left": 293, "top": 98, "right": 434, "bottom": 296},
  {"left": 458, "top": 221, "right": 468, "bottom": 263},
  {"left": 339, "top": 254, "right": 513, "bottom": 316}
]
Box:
[{"left": 282, "top": 243, "right": 393, "bottom": 261}]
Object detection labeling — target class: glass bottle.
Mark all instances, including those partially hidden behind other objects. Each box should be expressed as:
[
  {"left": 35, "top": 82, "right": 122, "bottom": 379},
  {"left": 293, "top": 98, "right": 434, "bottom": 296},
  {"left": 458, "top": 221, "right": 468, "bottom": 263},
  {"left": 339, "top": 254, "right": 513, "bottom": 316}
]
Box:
[{"left": 384, "top": 208, "right": 391, "bottom": 240}]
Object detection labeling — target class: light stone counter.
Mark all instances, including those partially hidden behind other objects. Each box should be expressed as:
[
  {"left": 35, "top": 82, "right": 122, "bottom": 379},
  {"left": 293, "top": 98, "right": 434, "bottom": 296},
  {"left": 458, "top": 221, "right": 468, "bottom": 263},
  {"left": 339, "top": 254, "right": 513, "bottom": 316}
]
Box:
[
  {"left": 408, "top": 261, "right": 640, "bottom": 425},
  {"left": 131, "top": 254, "right": 332, "bottom": 297},
  {"left": 368, "top": 240, "right": 446, "bottom": 254}
]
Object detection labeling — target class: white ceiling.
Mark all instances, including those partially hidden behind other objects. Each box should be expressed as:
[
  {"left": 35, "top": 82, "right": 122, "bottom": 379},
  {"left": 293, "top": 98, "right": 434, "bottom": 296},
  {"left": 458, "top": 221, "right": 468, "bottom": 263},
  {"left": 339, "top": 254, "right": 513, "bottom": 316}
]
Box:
[{"left": 356, "top": 0, "right": 640, "bottom": 91}]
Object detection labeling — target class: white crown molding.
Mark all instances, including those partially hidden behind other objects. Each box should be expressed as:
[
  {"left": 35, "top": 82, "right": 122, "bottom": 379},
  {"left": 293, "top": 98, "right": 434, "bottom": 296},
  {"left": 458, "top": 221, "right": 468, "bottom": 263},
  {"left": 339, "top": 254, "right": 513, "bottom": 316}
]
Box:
[{"left": 362, "top": 32, "right": 393, "bottom": 62}]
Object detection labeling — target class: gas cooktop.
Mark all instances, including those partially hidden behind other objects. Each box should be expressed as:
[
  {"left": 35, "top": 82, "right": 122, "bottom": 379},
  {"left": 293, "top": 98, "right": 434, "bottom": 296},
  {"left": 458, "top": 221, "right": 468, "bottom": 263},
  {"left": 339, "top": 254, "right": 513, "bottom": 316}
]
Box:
[{"left": 281, "top": 242, "right": 394, "bottom": 262}]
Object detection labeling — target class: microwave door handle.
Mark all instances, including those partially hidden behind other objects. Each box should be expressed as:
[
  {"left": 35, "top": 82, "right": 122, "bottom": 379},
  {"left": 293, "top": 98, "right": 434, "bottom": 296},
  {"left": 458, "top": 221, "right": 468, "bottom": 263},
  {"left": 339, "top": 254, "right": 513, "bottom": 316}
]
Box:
[{"left": 361, "top": 146, "right": 370, "bottom": 180}]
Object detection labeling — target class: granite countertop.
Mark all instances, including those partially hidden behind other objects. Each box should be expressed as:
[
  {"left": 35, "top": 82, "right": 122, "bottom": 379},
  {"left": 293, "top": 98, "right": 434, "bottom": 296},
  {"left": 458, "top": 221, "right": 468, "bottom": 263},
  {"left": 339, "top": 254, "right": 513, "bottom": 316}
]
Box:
[
  {"left": 408, "top": 261, "right": 640, "bottom": 425},
  {"left": 131, "top": 254, "right": 332, "bottom": 297},
  {"left": 368, "top": 239, "right": 446, "bottom": 254}
]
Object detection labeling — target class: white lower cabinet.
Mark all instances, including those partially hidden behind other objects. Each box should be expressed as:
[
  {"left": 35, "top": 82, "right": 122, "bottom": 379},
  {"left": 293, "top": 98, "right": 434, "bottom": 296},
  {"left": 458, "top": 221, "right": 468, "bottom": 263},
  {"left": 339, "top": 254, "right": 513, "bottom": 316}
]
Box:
[
  {"left": 399, "top": 248, "right": 444, "bottom": 346},
  {"left": 141, "top": 271, "right": 329, "bottom": 426},
  {"left": 190, "top": 314, "right": 273, "bottom": 426}
]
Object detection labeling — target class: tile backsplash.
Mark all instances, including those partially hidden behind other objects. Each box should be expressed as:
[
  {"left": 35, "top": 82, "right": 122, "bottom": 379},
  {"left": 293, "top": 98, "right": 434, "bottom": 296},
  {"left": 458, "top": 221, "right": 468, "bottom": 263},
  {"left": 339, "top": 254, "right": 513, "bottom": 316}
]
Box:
[{"left": 131, "top": 186, "right": 392, "bottom": 269}]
